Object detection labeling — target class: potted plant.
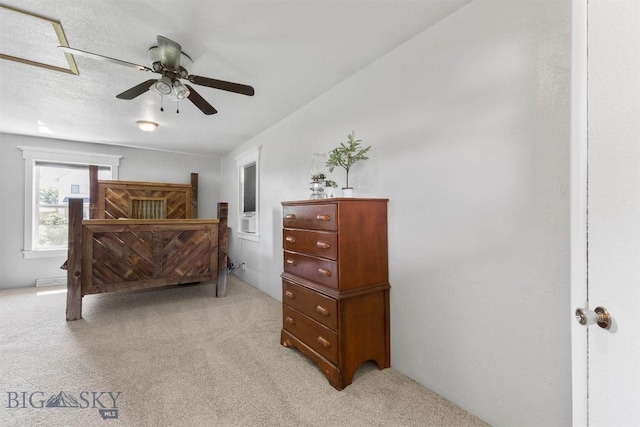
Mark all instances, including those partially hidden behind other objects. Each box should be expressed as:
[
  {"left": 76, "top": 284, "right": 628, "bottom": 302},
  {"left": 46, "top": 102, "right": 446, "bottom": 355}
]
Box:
[{"left": 326, "top": 131, "right": 371, "bottom": 197}]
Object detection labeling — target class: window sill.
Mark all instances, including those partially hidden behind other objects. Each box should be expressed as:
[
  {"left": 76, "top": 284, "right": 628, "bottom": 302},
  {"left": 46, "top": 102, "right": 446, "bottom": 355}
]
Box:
[
  {"left": 238, "top": 232, "right": 260, "bottom": 243},
  {"left": 23, "top": 249, "right": 67, "bottom": 259}
]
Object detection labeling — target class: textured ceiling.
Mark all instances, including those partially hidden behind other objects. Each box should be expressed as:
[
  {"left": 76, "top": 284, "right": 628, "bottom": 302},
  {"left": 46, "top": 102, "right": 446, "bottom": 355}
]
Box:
[{"left": 0, "top": 1, "right": 470, "bottom": 155}]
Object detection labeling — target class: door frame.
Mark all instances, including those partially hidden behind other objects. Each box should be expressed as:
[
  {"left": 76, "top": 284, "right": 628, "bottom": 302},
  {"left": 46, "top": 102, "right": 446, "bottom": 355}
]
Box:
[{"left": 569, "top": 0, "right": 588, "bottom": 426}]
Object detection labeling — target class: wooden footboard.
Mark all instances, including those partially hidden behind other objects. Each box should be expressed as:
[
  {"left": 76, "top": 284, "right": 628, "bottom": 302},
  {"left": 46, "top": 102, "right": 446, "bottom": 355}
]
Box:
[{"left": 66, "top": 199, "right": 229, "bottom": 321}]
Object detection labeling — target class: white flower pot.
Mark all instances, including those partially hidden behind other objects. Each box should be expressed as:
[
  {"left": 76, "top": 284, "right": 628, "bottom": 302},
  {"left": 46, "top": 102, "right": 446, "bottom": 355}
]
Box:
[
  {"left": 325, "top": 187, "right": 336, "bottom": 198},
  {"left": 342, "top": 188, "right": 353, "bottom": 198}
]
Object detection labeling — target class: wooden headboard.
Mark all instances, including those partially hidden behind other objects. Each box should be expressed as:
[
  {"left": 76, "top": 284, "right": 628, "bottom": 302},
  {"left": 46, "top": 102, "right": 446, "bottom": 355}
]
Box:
[
  {"left": 95, "top": 180, "right": 192, "bottom": 219},
  {"left": 89, "top": 165, "right": 199, "bottom": 219}
]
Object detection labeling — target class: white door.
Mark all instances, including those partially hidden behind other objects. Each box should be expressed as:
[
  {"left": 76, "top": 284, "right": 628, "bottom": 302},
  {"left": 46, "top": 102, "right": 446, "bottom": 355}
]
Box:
[{"left": 571, "top": 1, "right": 640, "bottom": 426}]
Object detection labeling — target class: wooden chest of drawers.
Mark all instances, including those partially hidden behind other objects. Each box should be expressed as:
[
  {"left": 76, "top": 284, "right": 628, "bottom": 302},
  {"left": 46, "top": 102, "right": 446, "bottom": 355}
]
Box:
[{"left": 280, "top": 198, "right": 390, "bottom": 390}]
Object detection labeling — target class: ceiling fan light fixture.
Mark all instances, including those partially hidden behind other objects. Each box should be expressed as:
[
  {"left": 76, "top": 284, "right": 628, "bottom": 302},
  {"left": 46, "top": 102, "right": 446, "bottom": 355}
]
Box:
[
  {"left": 173, "top": 80, "right": 190, "bottom": 99},
  {"left": 154, "top": 76, "right": 172, "bottom": 95},
  {"left": 136, "top": 120, "right": 158, "bottom": 132}
]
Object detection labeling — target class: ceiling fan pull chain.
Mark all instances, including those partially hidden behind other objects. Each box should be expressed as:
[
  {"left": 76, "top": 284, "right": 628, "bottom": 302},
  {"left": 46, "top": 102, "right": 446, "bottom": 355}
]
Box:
[
  {"left": 160, "top": 94, "right": 164, "bottom": 112},
  {"left": 177, "top": 99, "right": 180, "bottom": 114}
]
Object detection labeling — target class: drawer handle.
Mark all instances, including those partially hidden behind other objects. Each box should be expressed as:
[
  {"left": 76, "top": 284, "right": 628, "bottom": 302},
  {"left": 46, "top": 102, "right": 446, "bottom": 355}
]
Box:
[
  {"left": 316, "top": 305, "right": 330, "bottom": 316},
  {"left": 285, "top": 214, "right": 296, "bottom": 220},
  {"left": 286, "top": 259, "right": 297, "bottom": 266},
  {"left": 316, "top": 214, "right": 331, "bottom": 221},
  {"left": 285, "top": 290, "right": 295, "bottom": 299},
  {"left": 318, "top": 268, "right": 331, "bottom": 277},
  {"left": 316, "top": 241, "right": 331, "bottom": 249},
  {"left": 285, "top": 235, "right": 296, "bottom": 243},
  {"left": 285, "top": 316, "right": 296, "bottom": 326},
  {"left": 317, "top": 336, "right": 331, "bottom": 348}
]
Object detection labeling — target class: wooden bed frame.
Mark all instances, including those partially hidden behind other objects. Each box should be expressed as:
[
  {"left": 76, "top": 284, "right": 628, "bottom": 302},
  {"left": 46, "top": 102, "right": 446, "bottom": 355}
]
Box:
[{"left": 65, "top": 167, "right": 228, "bottom": 321}]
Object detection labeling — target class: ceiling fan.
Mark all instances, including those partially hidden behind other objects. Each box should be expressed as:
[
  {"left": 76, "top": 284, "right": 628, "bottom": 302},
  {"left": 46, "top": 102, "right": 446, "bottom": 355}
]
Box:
[{"left": 58, "top": 35, "right": 254, "bottom": 115}]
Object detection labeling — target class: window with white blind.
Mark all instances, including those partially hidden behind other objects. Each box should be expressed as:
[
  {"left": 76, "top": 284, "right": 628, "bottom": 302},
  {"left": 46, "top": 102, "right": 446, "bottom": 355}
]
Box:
[{"left": 20, "top": 147, "right": 121, "bottom": 258}]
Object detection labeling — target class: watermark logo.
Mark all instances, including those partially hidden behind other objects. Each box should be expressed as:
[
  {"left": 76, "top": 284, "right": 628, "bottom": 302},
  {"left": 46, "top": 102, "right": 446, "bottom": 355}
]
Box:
[
  {"left": 6, "top": 390, "right": 121, "bottom": 420},
  {"left": 45, "top": 391, "right": 80, "bottom": 408},
  {"left": 99, "top": 409, "right": 119, "bottom": 420}
]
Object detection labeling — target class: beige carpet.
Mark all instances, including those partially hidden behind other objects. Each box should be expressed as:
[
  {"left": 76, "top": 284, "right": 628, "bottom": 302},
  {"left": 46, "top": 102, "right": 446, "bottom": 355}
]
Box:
[{"left": 0, "top": 275, "right": 488, "bottom": 427}]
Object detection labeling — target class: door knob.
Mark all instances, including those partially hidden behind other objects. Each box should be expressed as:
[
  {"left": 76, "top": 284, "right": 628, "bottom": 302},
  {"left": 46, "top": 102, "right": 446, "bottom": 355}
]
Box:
[{"left": 575, "top": 306, "right": 611, "bottom": 330}]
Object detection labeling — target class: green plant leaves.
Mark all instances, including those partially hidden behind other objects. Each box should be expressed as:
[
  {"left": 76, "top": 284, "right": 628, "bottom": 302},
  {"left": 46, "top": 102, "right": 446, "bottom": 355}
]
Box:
[{"left": 325, "top": 131, "right": 371, "bottom": 188}]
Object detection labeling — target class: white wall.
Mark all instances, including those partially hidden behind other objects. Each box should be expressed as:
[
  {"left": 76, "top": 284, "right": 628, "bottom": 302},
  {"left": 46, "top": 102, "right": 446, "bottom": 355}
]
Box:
[
  {"left": 0, "top": 133, "right": 221, "bottom": 289},
  {"left": 220, "top": 1, "right": 571, "bottom": 425}
]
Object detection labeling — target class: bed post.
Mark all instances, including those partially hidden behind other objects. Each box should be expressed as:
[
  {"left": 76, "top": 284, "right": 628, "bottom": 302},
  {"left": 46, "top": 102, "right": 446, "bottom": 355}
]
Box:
[
  {"left": 66, "top": 198, "right": 84, "bottom": 321},
  {"left": 216, "top": 202, "right": 229, "bottom": 297},
  {"left": 190, "top": 173, "right": 198, "bottom": 219},
  {"left": 89, "top": 165, "right": 98, "bottom": 219}
]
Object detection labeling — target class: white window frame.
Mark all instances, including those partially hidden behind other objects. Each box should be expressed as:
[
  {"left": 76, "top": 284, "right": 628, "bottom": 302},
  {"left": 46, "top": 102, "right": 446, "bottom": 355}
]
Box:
[
  {"left": 234, "top": 145, "right": 261, "bottom": 242},
  {"left": 20, "top": 146, "right": 122, "bottom": 258}
]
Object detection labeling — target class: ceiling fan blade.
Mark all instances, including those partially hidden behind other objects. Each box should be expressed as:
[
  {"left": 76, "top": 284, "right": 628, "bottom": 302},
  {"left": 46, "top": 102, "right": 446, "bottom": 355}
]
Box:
[
  {"left": 58, "top": 46, "right": 152, "bottom": 72},
  {"left": 185, "top": 85, "right": 217, "bottom": 115},
  {"left": 157, "top": 35, "right": 182, "bottom": 70},
  {"left": 187, "top": 75, "right": 255, "bottom": 96},
  {"left": 116, "top": 79, "right": 157, "bottom": 100}
]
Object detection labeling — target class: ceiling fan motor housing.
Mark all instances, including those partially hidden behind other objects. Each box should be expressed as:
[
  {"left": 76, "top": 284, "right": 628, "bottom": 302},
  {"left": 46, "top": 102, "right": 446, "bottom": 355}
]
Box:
[{"left": 147, "top": 46, "right": 193, "bottom": 76}]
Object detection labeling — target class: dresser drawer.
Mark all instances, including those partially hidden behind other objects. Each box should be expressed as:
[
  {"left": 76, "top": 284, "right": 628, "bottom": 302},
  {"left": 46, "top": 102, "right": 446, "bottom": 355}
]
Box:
[
  {"left": 282, "top": 279, "right": 337, "bottom": 330},
  {"left": 283, "top": 305, "right": 338, "bottom": 364},
  {"left": 283, "top": 229, "right": 338, "bottom": 260},
  {"left": 283, "top": 251, "right": 338, "bottom": 289},
  {"left": 283, "top": 204, "right": 337, "bottom": 231}
]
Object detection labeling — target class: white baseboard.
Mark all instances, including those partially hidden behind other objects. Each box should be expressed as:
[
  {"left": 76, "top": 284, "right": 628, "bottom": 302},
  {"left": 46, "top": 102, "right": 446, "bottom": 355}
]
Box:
[{"left": 35, "top": 277, "right": 67, "bottom": 287}]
